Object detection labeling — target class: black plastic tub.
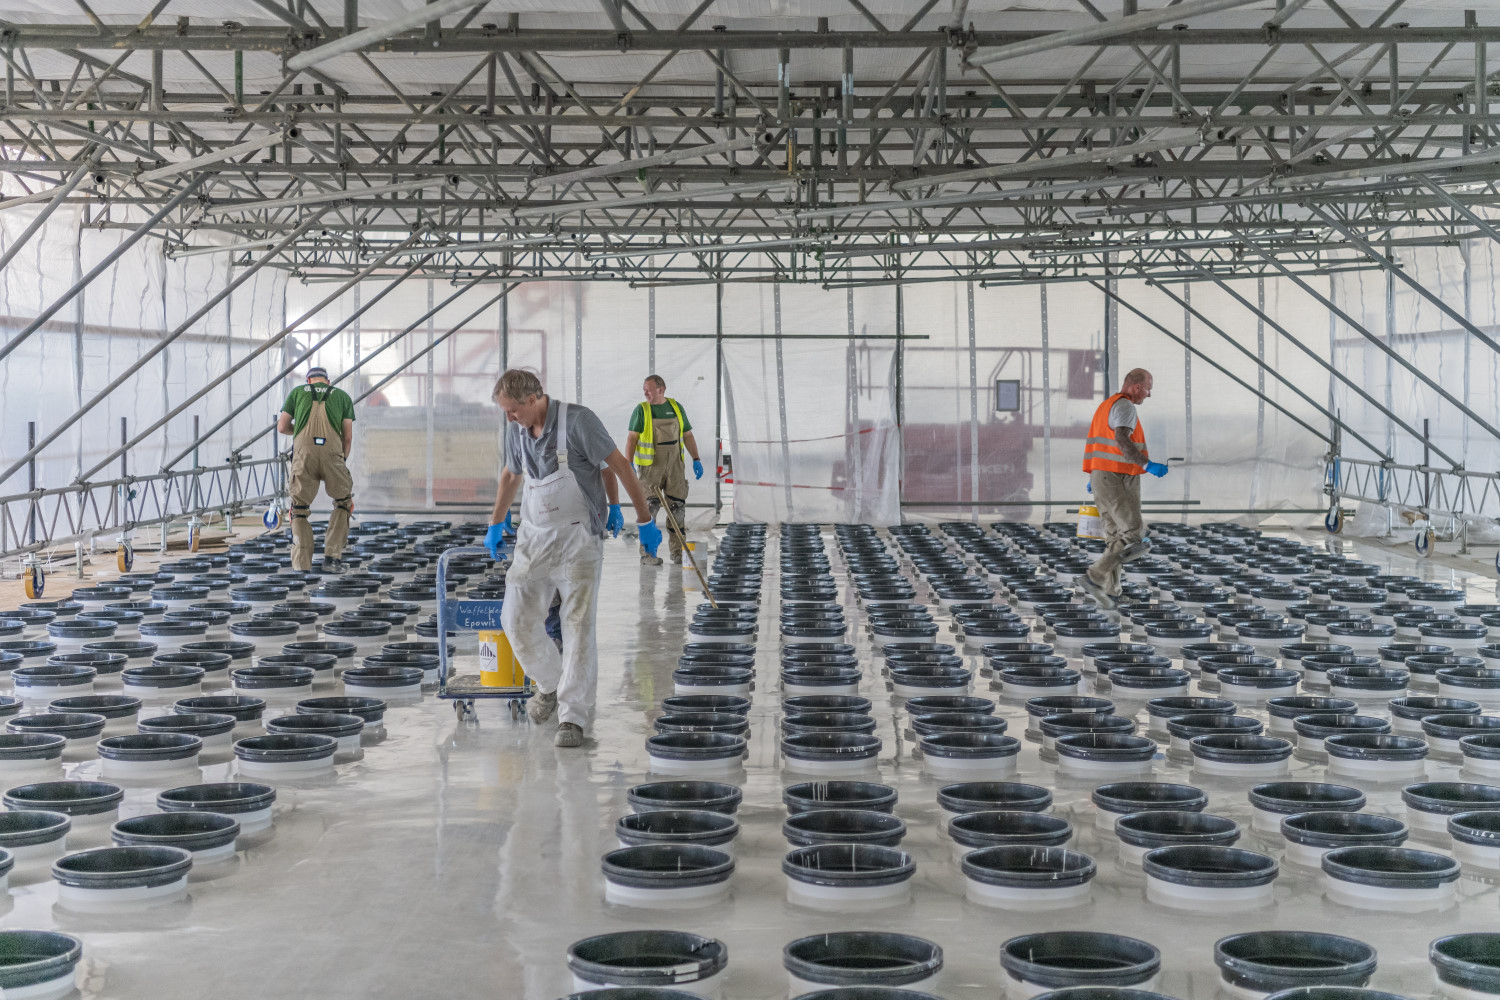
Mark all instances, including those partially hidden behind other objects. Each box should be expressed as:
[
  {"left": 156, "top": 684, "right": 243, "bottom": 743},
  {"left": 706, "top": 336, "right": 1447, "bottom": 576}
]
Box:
[
  {"left": 919, "top": 732, "right": 1022, "bottom": 777},
  {"left": 1165, "top": 714, "right": 1264, "bottom": 755},
  {"left": 960, "top": 845, "right": 1096, "bottom": 910},
  {"left": 1142, "top": 845, "right": 1279, "bottom": 908},
  {"left": 601, "top": 844, "right": 736, "bottom": 909},
  {"left": 782, "top": 732, "right": 881, "bottom": 775},
  {"left": 1248, "top": 781, "right": 1365, "bottom": 834},
  {"left": 1115, "top": 811, "right": 1240, "bottom": 863},
  {"left": 1024, "top": 696, "right": 1113, "bottom": 736},
  {"left": 175, "top": 695, "right": 266, "bottom": 726},
  {"left": 341, "top": 665, "right": 423, "bottom": 695},
  {"left": 232, "top": 733, "right": 337, "bottom": 776},
  {"left": 1280, "top": 812, "right": 1408, "bottom": 867},
  {"left": 1000, "top": 932, "right": 1160, "bottom": 996},
  {"left": 1320, "top": 845, "right": 1461, "bottom": 908},
  {"left": 906, "top": 695, "right": 998, "bottom": 718},
  {"left": 231, "top": 664, "right": 315, "bottom": 695},
  {"left": 265, "top": 713, "right": 365, "bottom": 751},
  {"left": 156, "top": 782, "right": 276, "bottom": 830},
  {"left": 627, "top": 781, "right": 741, "bottom": 815},
  {"left": 783, "top": 931, "right": 942, "bottom": 993},
  {"left": 1091, "top": 781, "right": 1208, "bottom": 829},
  {"left": 4, "top": 781, "right": 122, "bottom": 820},
  {"left": 1292, "top": 714, "right": 1391, "bottom": 757},
  {"left": 1388, "top": 696, "right": 1481, "bottom": 736},
  {"left": 1431, "top": 934, "right": 1500, "bottom": 999},
  {"left": 1039, "top": 713, "right": 1135, "bottom": 753},
  {"left": 782, "top": 843, "right": 915, "bottom": 909},
  {"left": 937, "top": 781, "right": 1051, "bottom": 816},
  {"left": 781, "top": 713, "right": 875, "bottom": 738},
  {"left": 661, "top": 695, "right": 753, "bottom": 717},
  {"left": 289, "top": 696, "right": 382, "bottom": 726},
  {"left": 645, "top": 731, "right": 747, "bottom": 775},
  {"left": 566, "top": 930, "right": 727, "bottom": 994},
  {"left": 139, "top": 712, "right": 237, "bottom": 747},
  {"left": 52, "top": 845, "right": 193, "bottom": 907},
  {"left": 783, "top": 808, "right": 907, "bottom": 848},
  {"left": 1402, "top": 781, "right": 1500, "bottom": 836},
  {"left": 1214, "top": 932, "right": 1377, "bottom": 997},
  {"left": 121, "top": 664, "right": 203, "bottom": 697},
  {"left": 110, "top": 812, "right": 239, "bottom": 861},
  {"left": 949, "top": 811, "right": 1072, "bottom": 852},
  {"left": 615, "top": 810, "right": 739, "bottom": 851},
  {"left": 1055, "top": 733, "right": 1157, "bottom": 776},
  {"left": 0, "top": 810, "right": 70, "bottom": 859},
  {"left": 783, "top": 781, "right": 895, "bottom": 815},
  {"left": 1144, "top": 697, "right": 1236, "bottom": 732},
  {"left": 96, "top": 733, "right": 202, "bottom": 777},
  {"left": 1265, "top": 696, "right": 1359, "bottom": 736},
  {"left": 6, "top": 713, "right": 106, "bottom": 745},
  {"left": 1323, "top": 734, "right": 1430, "bottom": 781}
]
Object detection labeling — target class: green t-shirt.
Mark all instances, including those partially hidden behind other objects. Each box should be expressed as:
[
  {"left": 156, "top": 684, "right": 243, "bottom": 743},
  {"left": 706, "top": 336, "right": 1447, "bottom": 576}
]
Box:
[
  {"left": 627, "top": 400, "right": 692, "bottom": 435},
  {"left": 281, "top": 383, "right": 356, "bottom": 437}
]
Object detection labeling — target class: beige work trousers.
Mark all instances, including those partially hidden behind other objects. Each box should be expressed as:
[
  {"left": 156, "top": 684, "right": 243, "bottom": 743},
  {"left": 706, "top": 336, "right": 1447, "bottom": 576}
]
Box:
[
  {"left": 289, "top": 401, "right": 354, "bottom": 571},
  {"left": 1084, "top": 469, "right": 1144, "bottom": 597},
  {"left": 637, "top": 414, "right": 689, "bottom": 560}
]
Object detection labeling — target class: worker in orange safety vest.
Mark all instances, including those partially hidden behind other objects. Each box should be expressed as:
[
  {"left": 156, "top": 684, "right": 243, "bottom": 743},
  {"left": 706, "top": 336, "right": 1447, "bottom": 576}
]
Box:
[{"left": 1076, "top": 368, "right": 1169, "bottom": 609}]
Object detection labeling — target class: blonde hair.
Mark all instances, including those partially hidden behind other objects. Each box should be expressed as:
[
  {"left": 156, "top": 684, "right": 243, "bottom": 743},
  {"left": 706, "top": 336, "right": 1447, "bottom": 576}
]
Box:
[{"left": 492, "top": 368, "right": 544, "bottom": 403}]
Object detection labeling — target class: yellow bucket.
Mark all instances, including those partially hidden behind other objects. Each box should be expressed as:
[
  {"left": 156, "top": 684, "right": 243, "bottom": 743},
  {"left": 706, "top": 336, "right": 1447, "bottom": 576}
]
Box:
[
  {"left": 478, "top": 630, "right": 525, "bottom": 688},
  {"left": 1077, "top": 503, "right": 1104, "bottom": 540}
]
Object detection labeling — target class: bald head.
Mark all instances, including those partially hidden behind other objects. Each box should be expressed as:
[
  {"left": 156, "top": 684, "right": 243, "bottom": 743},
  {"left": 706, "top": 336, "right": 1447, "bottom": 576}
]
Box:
[{"left": 1121, "top": 368, "right": 1153, "bottom": 404}]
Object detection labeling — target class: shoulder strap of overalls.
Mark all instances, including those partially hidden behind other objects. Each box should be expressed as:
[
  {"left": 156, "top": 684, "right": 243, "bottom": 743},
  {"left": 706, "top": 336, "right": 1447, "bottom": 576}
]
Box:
[
  {"left": 555, "top": 401, "right": 569, "bottom": 464},
  {"left": 668, "top": 398, "right": 687, "bottom": 454}
]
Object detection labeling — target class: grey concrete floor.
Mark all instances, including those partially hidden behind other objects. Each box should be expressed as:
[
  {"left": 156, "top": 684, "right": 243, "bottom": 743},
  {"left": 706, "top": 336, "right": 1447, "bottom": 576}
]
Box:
[{"left": 3, "top": 525, "right": 1499, "bottom": 999}]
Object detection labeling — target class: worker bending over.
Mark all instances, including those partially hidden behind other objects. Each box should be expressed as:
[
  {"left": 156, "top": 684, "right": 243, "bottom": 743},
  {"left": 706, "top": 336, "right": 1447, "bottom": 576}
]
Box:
[
  {"left": 485, "top": 369, "right": 663, "bottom": 748},
  {"left": 277, "top": 366, "right": 355, "bottom": 573},
  {"left": 1077, "top": 368, "right": 1168, "bottom": 609},
  {"left": 624, "top": 374, "right": 703, "bottom": 566}
]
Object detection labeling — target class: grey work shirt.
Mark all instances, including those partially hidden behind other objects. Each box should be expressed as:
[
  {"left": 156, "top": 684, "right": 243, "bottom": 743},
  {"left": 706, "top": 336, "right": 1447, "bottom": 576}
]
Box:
[
  {"left": 1108, "top": 397, "right": 1139, "bottom": 431},
  {"left": 504, "top": 398, "right": 617, "bottom": 538}
]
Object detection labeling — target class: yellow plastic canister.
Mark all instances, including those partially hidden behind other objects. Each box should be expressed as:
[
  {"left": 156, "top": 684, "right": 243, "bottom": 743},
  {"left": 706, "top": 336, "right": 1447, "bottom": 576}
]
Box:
[
  {"left": 1076, "top": 503, "right": 1104, "bottom": 540},
  {"left": 478, "top": 630, "right": 525, "bottom": 688}
]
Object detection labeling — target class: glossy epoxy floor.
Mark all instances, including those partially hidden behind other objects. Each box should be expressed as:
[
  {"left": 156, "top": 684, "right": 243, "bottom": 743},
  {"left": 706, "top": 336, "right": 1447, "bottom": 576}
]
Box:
[{"left": 5, "top": 526, "right": 1500, "bottom": 1000}]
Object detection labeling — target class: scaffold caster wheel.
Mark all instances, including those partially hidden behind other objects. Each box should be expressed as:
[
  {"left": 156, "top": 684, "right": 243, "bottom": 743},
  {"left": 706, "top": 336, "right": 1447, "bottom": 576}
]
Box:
[
  {"left": 116, "top": 541, "right": 134, "bottom": 573},
  {"left": 1415, "top": 528, "right": 1434, "bottom": 558},
  {"left": 510, "top": 700, "right": 522, "bottom": 721},
  {"left": 23, "top": 564, "right": 44, "bottom": 600},
  {"left": 1324, "top": 507, "right": 1343, "bottom": 534},
  {"left": 187, "top": 523, "right": 201, "bottom": 552},
  {"left": 262, "top": 507, "right": 281, "bottom": 531},
  {"left": 1494, "top": 549, "right": 1500, "bottom": 575},
  {"left": 453, "top": 700, "right": 476, "bottom": 722}
]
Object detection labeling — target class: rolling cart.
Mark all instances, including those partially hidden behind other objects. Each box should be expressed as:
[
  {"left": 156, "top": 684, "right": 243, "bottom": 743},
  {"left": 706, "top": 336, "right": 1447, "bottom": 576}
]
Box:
[{"left": 435, "top": 545, "right": 532, "bottom": 723}]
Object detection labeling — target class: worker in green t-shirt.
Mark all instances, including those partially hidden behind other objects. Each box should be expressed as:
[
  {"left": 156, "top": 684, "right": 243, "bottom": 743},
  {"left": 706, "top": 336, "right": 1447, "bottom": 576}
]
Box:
[
  {"left": 624, "top": 374, "right": 703, "bottom": 565},
  {"left": 276, "top": 366, "right": 357, "bottom": 573}
]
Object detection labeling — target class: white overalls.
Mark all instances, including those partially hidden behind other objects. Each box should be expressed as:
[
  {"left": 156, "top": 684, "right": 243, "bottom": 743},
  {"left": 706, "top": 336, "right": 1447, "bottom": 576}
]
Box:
[{"left": 499, "top": 403, "right": 606, "bottom": 730}]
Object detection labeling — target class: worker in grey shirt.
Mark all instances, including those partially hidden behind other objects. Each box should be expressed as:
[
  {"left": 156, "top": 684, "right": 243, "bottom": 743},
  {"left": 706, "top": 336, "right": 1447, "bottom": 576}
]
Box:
[{"left": 485, "top": 369, "right": 663, "bottom": 748}]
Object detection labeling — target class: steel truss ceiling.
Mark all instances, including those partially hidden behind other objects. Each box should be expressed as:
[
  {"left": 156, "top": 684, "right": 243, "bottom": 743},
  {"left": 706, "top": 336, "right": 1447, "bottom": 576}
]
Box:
[{"left": 0, "top": 0, "right": 1498, "bottom": 285}]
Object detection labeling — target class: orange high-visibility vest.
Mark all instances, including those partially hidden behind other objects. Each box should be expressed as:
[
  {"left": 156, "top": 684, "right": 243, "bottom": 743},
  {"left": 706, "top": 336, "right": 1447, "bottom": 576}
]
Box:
[{"left": 1082, "top": 392, "right": 1149, "bottom": 475}]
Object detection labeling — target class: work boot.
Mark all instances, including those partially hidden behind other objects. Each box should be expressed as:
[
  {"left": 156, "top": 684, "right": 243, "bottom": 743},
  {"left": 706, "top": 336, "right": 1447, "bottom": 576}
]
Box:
[
  {"left": 641, "top": 553, "right": 664, "bottom": 566},
  {"left": 1076, "top": 573, "right": 1117, "bottom": 611},
  {"left": 527, "top": 690, "right": 558, "bottom": 724},
  {"left": 554, "top": 722, "right": 584, "bottom": 748},
  {"left": 322, "top": 557, "right": 345, "bottom": 575},
  {"left": 1119, "top": 538, "right": 1152, "bottom": 564}
]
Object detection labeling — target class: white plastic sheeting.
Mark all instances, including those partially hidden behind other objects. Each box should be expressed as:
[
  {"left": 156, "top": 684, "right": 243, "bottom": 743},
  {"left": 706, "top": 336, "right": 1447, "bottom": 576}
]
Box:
[
  {"left": 0, "top": 198, "right": 286, "bottom": 501},
  {"left": 7, "top": 220, "right": 1500, "bottom": 534}
]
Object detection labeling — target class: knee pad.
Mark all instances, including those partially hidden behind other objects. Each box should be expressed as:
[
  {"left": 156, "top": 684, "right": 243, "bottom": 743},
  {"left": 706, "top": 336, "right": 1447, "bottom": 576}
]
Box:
[
  {"left": 333, "top": 495, "right": 354, "bottom": 513},
  {"left": 290, "top": 503, "right": 310, "bottom": 521}
]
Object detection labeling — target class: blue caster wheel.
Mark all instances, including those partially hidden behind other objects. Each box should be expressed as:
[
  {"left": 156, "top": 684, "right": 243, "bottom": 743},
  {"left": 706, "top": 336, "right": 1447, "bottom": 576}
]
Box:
[
  {"left": 1324, "top": 507, "right": 1343, "bottom": 534},
  {"left": 1415, "top": 528, "right": 1434, "bottom": 558}
]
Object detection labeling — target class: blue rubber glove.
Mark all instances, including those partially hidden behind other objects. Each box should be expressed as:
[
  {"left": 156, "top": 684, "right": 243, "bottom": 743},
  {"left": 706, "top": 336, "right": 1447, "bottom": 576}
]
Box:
[
  {"left": 500, "top": 511, "right": 515, "bottom": 538},
  {"left": 1144, "top": 461, "right": 1169, "bottom": 478},
  {"left": 638, "top": 520, "right": 664, "bottom": 557},
  {"left": 606, "top": 503, "right": 624, "bottom": 537},
  {"left": 692, "top": 459, "right": 704, "bottom": 480},
  {"left": 484, "top": 522, "right": 508, "bottom": 559}
]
